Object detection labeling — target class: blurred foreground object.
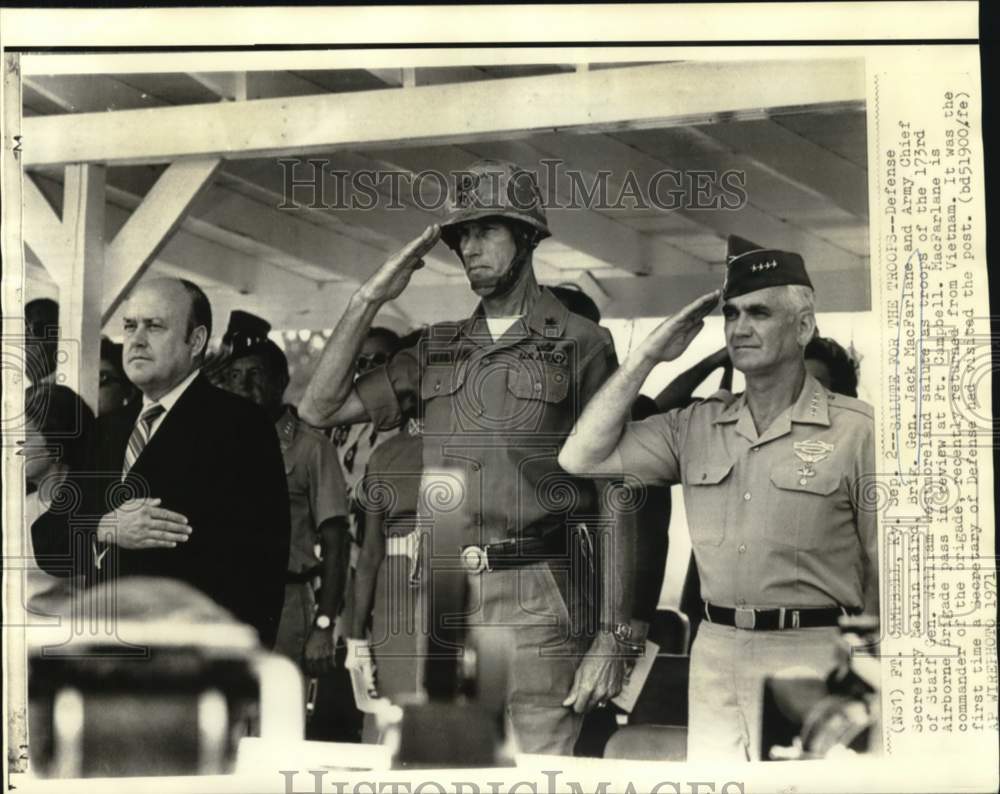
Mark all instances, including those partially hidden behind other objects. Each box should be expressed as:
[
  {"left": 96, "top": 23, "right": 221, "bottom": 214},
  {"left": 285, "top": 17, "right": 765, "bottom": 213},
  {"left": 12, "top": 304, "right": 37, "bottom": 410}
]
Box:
[
  {"left": 28, "top": 577, "right": 302, "bottom": 778},
  {"left": 371, "top": 468, "right": 514, "bottom": 768},
  {"left": 761, "top": 615, "right": 881, "bottom": 760}
]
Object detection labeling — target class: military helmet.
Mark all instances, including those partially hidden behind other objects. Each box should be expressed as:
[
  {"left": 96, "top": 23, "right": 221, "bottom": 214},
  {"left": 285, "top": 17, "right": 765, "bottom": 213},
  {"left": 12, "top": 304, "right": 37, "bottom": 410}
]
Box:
[{"left": 440, "top": 159, "right": 551, "bottom": 250}]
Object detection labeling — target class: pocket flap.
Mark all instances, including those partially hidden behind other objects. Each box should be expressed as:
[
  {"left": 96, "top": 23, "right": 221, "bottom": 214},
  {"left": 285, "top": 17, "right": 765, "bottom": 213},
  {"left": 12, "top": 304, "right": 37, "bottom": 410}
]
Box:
[
  {"left": 686, "top": 460, "right": 735, "bottom": 486},
  {"left": 506, "top": 364, "right": 570, "bottom": 403},
  {"left": 420, "top": 364, "right": 465, "bottom": 401},
  {"left": 770, "top": 464, "right": 841, "bottom": 496}
]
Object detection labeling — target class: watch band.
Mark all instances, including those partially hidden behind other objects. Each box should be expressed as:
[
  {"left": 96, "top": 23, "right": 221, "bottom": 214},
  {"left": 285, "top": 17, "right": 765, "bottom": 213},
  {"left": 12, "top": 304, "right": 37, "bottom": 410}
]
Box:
[{"left": 600, "top": 622, "right": 644, "bottom": 655}]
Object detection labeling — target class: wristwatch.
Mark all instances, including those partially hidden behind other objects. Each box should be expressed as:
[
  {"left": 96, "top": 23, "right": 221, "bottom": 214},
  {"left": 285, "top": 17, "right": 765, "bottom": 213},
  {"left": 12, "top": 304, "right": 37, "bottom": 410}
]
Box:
[
  {"left": 601, "top": 622, "right": 633, "bottom": 643},
  {"left": 601, "top": 622, "right": 644, "bottom": 656},
  {"left": 314, "top": 614, "right": 332, "bottom": 630}
]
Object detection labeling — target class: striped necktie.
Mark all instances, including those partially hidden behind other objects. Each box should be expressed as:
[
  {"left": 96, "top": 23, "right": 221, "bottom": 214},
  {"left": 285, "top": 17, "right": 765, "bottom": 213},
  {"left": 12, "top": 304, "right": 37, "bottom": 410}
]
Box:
[{"left": 123, "top": 403, "right": 165, "bottom": 478}]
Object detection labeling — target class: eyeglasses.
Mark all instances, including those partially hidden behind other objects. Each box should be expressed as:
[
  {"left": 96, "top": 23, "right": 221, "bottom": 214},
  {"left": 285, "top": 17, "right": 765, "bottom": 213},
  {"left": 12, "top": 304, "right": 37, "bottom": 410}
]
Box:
[{"left": 356, "top": 352, "right": 389, "bottom": 372}]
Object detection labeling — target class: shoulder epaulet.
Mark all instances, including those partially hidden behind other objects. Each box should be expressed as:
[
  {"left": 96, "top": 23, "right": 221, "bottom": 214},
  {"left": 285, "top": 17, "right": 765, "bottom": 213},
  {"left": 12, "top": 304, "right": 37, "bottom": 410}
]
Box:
[
  {"left": 703, "top": 388, "right": 738, "bottom": 404},
  {"left": 827, "top": 392, "right": 874, "bottom": 418},
  {"left": 296, "top": 420, "right": 330, "bottom": 443},
  {"left": 428, "top": 320, "right": 462, "bottom": 340}
]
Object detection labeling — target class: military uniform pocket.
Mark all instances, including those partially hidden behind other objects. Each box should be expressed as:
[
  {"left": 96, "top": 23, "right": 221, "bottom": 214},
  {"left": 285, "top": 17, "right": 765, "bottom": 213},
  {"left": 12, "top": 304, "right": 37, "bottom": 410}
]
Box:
[
  {"left": 766, "top": 463, "right": 843, "bottom": 549},
  {"left": 684, "top": 460, "right": 735, "bottom": 547}
]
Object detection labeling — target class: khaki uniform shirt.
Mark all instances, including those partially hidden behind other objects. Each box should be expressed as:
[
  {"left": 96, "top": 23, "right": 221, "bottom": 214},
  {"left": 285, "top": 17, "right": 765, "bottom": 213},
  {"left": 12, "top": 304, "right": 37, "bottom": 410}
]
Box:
[
  {"left": 357, "top": 288, "right": 617, "bottom": 544},
  {"left": 618, "top": 374, "right": 876, "bottom": 610},
  {"left": 277, "top": 405, "right": 349, "bottom": 574}
]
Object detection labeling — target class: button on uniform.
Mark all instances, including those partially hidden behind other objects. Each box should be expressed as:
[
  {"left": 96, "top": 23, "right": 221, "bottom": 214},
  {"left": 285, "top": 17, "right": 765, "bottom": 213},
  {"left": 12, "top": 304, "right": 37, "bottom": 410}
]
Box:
[
  {"left": 743, "top": 491, "right": 752, "bottom": 501},
  {"left": 738, "top": 543, "right": 747, "bottom": 554}
]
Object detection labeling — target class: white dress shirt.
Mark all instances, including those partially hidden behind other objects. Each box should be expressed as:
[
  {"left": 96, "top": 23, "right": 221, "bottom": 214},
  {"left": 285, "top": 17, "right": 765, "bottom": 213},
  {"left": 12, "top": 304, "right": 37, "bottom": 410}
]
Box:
[{"left": 139, "top": 367, "right": 201, "bottom": 441}]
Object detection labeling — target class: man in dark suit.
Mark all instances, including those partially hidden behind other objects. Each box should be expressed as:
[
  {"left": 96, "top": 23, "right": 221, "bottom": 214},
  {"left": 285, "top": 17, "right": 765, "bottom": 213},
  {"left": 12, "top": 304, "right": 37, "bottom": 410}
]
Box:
[{"left": 32, "top": 278, "right": 290, "bottom": 648}]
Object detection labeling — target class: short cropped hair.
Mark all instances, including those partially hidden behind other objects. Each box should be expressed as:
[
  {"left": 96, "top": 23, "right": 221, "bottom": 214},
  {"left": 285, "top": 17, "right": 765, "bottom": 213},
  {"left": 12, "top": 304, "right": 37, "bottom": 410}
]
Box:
[
  {"left": 180, "top": 279, "right": 212, "bottom": 346},
  {"left": 781, "top": 284, "right": 816, "bottom": 317}
]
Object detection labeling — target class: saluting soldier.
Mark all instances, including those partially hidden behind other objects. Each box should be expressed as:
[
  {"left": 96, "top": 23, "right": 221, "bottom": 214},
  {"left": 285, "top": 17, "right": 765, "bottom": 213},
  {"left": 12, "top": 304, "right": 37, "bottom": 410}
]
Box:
[
  {"left": 559, "top": 235, "right": 878, "bottom": 761},
  {"left": 300, "top": 159, "right": 636, "bottom": 755}
]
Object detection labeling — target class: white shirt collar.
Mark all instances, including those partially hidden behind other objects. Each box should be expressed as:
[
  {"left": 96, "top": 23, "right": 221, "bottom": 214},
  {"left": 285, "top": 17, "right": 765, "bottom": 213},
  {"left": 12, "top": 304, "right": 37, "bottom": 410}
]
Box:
[{"left": 142, "top": 367, "right": 200, "bottom": 417}]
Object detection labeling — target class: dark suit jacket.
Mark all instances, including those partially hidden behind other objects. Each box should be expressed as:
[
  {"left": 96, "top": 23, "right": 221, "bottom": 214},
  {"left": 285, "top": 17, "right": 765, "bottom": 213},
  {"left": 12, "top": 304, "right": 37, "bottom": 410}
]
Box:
[{"left": 32, "top": 373, "right": 291, "bottom": 647}]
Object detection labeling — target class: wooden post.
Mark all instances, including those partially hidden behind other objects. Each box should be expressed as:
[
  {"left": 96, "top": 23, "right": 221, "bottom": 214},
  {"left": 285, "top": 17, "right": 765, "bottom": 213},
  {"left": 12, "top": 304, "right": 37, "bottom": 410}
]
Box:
[{"left": 57, "top": 164, "right": 105, "bottom": 412}]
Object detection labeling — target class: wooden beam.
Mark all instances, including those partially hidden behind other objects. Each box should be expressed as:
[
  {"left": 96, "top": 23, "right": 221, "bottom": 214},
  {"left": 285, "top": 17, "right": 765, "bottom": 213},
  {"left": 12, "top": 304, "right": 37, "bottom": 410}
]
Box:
[
  {"left": 101, "top": 158, "right": 222, "bottom": 325},
  {"left": 366, "top": 68, "right": 404, "bottom": 87},
  {"left": 23, "top": 74, "right": 167, "bottom": 113},
  {"left": 187, "top": 71, "right": 247, "bottom": 102},
  {"left": 22, "top": 175, "right": 70, "bottom": 283},
  {"left": 411, "top": 66, "right": 487, "bottom": 86},
  {"left": 598, "top": 266, "right": 869, "bottom": 317},
  {"left": 94, "top": 164, "right": 381, "bottom": 285},
  {"left": 30, "top": 172, "right": 314, "bottom": 320},
  {"left": 57, "top": 164, "right": 105, "bottom": 411},
  {"left": 21, "top": 60, "right": 865, "bottom": 167},
  {"left": 462, "top": 139, "right": 715, "bottom": 275},
  {"left": 245, "top": 71, "right": 328, "bottom": 100},
  {"left": 694, "top": 118, "right": 869, "bottom": 220},
  {"left": 219, "top": 158, "right": 460, "bottom": 275},
  {"left": 530, "top": 130, "right": 865, "bottom": 277}
]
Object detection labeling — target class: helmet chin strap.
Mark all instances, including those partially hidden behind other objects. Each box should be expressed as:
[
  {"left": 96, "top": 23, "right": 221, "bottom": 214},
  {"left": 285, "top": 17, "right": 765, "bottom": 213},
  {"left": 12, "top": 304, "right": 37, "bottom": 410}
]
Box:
[{"left": 480, "top": 245, "right": 532, "bottom": 300}]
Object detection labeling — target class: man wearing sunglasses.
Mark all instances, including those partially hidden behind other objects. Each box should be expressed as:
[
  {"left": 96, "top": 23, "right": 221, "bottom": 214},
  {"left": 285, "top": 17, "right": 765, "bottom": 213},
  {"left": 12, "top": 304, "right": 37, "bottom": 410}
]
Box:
[{"left": 300, "top": 159, "right": 632, "bottom": 756}]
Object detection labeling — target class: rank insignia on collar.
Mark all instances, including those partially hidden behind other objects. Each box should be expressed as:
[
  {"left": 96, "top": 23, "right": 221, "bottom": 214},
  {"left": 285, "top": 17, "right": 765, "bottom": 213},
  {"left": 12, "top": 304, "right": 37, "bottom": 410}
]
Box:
[{"left": 794, "top": 439, "right": 834, "bottom": 464}]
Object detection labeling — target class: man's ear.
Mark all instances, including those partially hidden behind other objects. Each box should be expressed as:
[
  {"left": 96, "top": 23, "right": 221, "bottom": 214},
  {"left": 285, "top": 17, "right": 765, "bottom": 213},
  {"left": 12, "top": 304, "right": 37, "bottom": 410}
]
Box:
[
  {"left": 797, "top": 311, "right": 817, "bottom": 347},
  {"left": 189, "top": 325, "right": 209, "bottom": 358}
]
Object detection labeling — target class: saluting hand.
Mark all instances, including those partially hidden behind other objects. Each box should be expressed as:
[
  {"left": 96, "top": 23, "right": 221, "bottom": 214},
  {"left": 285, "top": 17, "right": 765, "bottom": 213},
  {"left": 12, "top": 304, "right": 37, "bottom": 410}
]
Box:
[
  {"left": 636, "top": 290, "right": 721, "bottom": 364},
  {"left": 357, "top": 225, "right": 442, "bottom": 305},
  {"left": 99, "top": 497, "right": 191, "bottom": 550}
]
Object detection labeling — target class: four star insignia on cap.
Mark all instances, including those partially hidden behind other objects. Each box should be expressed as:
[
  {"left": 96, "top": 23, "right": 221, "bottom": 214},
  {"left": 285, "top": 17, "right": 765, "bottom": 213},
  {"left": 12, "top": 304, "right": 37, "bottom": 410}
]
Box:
[{"left": 722, "top": 235, "right": 813, "bottom": 300}]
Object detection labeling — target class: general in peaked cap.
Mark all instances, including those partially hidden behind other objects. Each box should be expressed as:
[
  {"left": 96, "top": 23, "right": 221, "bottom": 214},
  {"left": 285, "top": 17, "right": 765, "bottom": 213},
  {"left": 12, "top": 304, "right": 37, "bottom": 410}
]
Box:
[{"left": 722, "top": 235, "right": 813, "bottom": 300}]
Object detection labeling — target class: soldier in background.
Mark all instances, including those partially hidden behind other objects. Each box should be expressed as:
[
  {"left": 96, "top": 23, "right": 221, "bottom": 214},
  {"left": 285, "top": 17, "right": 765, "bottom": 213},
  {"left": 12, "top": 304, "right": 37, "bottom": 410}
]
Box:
[{"left": 218, "top": 311, "right": 351, "bottom": 736}]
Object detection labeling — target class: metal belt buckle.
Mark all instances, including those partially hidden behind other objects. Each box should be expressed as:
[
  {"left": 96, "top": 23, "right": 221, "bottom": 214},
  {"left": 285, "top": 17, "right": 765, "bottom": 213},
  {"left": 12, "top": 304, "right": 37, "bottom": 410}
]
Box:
[
  {"left": 734, "top": 607, "right": 757, "bottom": 630},
  {"left": 460, "top": 545, "right": 488, "bottom": 574}
]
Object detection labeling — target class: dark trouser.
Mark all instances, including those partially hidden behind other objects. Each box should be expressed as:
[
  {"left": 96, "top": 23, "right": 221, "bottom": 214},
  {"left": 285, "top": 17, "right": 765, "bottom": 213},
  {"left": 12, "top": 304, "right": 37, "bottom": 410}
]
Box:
[{"left": 273, "top": 581, "right": 363, "bottom": 742}]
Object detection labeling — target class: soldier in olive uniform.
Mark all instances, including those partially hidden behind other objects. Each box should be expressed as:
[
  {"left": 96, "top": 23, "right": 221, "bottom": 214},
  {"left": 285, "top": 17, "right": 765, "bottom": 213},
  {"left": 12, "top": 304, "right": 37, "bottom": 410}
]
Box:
[
  {"left": 559, "top": 235, "right": 878, "bottom": 761},
  {"left": 300, "top": 160, "right": 636, "bottom": 755}
]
